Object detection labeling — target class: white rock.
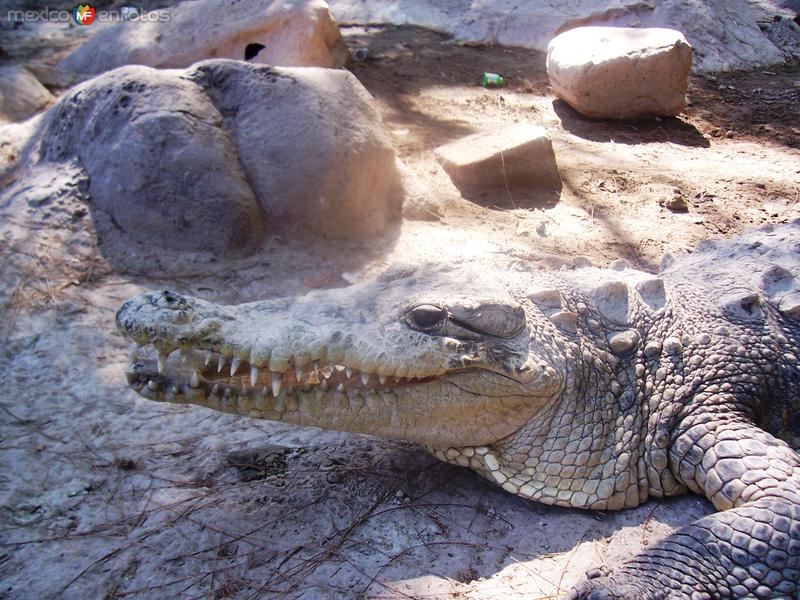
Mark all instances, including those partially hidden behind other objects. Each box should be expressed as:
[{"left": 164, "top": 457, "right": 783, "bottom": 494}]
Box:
[
  {"left": 434, "top": 124, "right": 561, "bottom": 206},
  {"left": 329, "top": 0, "right": 785, "bottom": 73},
  {"left": 60, "top": 0, "right": 349, "bottom": 78},
  {"left": 0, "top": 66, "right": 53, "bottom": 124},
  {"left": 547, "top": 26, "right": 692, "bottom": 119}
]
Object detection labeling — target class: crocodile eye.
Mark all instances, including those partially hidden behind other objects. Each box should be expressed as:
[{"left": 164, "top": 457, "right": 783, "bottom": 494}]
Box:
[{"left": 407, "top": 304, "right": 447, "bottom": 331}]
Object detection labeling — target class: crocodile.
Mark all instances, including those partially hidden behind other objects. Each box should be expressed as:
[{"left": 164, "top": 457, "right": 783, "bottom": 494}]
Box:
[{"left": 116, "top": 221, "right": 800, "bottom": 599}]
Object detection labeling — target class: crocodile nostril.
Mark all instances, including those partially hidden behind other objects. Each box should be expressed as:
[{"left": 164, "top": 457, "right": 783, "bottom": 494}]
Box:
[{"left": 158, "top": 291, "right": 190, "bottom": 311}]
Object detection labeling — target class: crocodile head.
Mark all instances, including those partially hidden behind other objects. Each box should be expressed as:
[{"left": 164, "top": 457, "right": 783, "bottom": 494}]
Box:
[{"left": 115, "top": 265, "right": 569, "bottom": 448}]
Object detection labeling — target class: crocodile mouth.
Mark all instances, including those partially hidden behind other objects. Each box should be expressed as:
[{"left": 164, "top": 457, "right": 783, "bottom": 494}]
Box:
[
  {"left": 126, "top": 343, "right": 440, "bottom": 405},
  {"left": 124, "top": 341, "right": 556, "bottom": 446}
]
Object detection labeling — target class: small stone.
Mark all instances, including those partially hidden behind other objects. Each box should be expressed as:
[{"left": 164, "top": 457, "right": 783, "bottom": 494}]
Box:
[
  {"left": 434, "top": 123, "right": 562, "bottom": 206},
  {"left": 660, "top": 189, "right": 689, "bottom": 212}
]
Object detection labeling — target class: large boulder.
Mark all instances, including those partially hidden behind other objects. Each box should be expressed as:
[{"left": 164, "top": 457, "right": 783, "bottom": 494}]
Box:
[
  {"left": 39, "top": 65, "right": 267, "bottom": 260},
  {"left": 190, "top": 60, "right": 402, "bottom": 238},
  {"left": 60, "top": 0, "right": 349, "bottom": 78},
  {"left": 546, "top": 26, "right": 692, "bottom": 119},
  {"left": 15, "top": 59, "right": 401, "bottom": 270},
  {"left": 0, "top": 66, "right": 53, "bottom": 124},
  {"left": 329, "top": 0, "right": 784, "bottom": 73},
  {"left": 434, "top": 124, "right": 561, "bottom": 207}
]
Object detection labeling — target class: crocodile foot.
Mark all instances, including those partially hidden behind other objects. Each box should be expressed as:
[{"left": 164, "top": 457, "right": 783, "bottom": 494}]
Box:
[{"left": 564, "top": 569, "right": 664, "bottom": 600}]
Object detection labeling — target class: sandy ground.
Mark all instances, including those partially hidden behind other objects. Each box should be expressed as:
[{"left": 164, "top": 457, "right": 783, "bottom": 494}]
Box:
[{"left": 1, "top": 23, "right": 800, "bottom": 600}]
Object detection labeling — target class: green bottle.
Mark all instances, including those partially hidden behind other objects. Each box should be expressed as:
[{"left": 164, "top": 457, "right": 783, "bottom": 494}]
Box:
[{"left": 482, "top": 72, "right": 505, "bottom": 88}]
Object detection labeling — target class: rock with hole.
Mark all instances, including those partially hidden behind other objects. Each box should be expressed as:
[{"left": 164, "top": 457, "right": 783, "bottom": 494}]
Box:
[{"left": 60, "top": 0, "right": 349, "bottom": 78}]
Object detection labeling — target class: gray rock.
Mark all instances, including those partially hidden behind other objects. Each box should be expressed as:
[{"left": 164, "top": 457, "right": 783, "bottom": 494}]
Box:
[
  {"left": 60, "top": 0, "right": 350, "bottom": 79},
  {"left": 189, "top": 60, "right": 402, "bottom": 239},
  {"left": 24, "top": 63, "right": 78, "bottom": 89},
  {"left": 13, "top": 59, "right": 401, "bottom": 271},
  {"left": 760, "top": 17, "right": 800, "bottom": 62},
  {"left": 0, "top": 66, "right": 53, "bottom": 124},
  {"left": 547, "top": 27, "right": 692, "bottom": 119},
  {"left": 434, "top": 124, "right": 561, "bottom": 206},
  {"left": 39, "top": 65, "right": 266, "bottom": 260}
]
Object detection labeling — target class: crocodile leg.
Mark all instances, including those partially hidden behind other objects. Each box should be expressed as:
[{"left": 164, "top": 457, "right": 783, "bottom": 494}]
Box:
[{"left": 566, "top": 410, "right": 800, "bottom": 599}]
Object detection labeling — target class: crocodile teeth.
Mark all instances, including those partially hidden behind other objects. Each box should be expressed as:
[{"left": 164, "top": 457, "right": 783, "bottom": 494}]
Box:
[
  {"left": 336, "top": 383, "right": 345, "bottom": 393},
  {"left": 231, "top": 357, "right": 241, "bottom": 376},
  {"left": 295, "top": 366, "right": 303, "bottom": 381},
  {"left": 345, "top": 367, "right": 353, "bottom": 378},
  {"left": 204, "top": 350, "right": 213, "bottom": 367},
  {"left": 271, "top": 372, "right": 282, "bottom": 397},
  {"left": 250, "top": 365, "right": 259, "bottom": 386},
  {"left": 157, "top": 351, "right": 167, "bottom": 374},
  {"left": 360, "top": 372, "right": 370, "bottom": 386},
  {"left": 211, "top": 384, "right": 221, "bottom": 396},
  {"left": 148, "top": 379, "right": 159, "bottom": 391},
  {"left": 379, "top": 375, "right": 386, "bottom": 385},
  {"left": 217, "top": 354, "right": 226, "bottom": 373},
  {"left": 189, "top": 371, "right": 200, "bottom": 388}
]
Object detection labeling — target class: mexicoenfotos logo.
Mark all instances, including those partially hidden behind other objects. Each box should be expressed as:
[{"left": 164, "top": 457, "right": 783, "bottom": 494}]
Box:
[
  {"left": 72, "top": 4, "right": 96, "bottom": 25},
  {"left": 5, "top": 5, "right": 169, "bottom": 24}
]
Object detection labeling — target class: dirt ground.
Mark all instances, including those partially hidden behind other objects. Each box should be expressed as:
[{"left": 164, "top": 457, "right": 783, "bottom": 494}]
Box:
[
  {"left": 346, "top": 26, "right": 800, "bottom": 270},
  {"left": 1, "top": 23, "right": 799, "bottom": 600}
]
